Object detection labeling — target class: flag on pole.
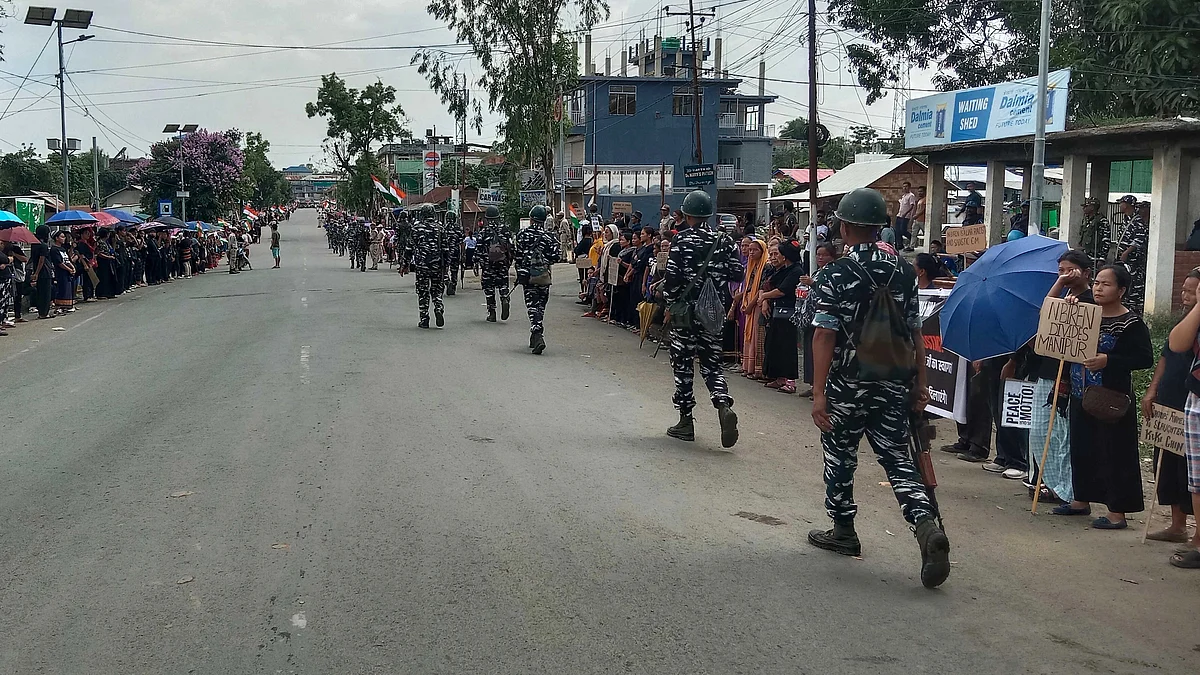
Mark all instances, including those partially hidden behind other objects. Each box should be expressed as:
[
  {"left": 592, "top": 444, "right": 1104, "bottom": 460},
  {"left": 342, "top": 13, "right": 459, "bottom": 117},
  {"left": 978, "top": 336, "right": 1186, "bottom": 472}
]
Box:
[
  {"left": 389, "top": 180, "right": 407, "bottom": 202},
  {"left": 568, "top": 205, "right": 582, "bottom": 230},
  {"left": 243, "top": 206, "right": 259, "bottom": 221},
  {"left": 372, "top": 175, "right": 402, "bottom": 204}
]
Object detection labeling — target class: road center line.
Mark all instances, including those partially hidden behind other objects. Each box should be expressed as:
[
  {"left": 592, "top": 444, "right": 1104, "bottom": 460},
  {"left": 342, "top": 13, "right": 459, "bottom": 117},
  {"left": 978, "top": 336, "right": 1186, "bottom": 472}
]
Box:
[{"left": 300, "top": 345, "right": 311, "bottom": 384}]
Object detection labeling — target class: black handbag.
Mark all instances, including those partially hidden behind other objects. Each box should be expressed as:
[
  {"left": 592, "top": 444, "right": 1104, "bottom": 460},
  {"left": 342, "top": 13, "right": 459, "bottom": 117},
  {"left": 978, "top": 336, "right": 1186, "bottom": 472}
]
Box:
[
  {"left": 1081, "top": 385, "right": 1130, "bottom": 422},
  {"left": 772, "top": 302, "right": 795, "bottom": 320}
]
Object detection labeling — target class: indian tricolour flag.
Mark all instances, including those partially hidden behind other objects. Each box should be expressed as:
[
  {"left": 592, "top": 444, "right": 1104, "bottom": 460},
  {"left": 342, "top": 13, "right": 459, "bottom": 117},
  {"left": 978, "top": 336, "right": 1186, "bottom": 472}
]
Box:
[
  {"left": 568, "top": 205, "right": 583, "bottom": 230},
  {"left": 389, "top": 180, "right": 406, "bottom": 202},
  {"left": 243, "top": 206, "right": 260, "bottom": 221},
  {"left": 372, "top": 175, "right": 402, "bottom": 204}
]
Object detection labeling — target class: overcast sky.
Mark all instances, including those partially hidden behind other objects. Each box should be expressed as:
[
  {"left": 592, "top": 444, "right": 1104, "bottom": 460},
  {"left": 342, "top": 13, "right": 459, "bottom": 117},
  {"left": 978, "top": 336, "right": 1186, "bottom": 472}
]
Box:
[{"left": 0, "top": 0, "right": 933, "bottom": 169}]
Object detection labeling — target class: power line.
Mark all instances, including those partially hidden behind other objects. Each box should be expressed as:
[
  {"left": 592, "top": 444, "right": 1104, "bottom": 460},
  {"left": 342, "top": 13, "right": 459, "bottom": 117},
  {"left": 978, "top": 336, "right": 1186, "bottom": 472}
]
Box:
[{"left": 0, "top": 32, "right": 55, "bottom": 122}]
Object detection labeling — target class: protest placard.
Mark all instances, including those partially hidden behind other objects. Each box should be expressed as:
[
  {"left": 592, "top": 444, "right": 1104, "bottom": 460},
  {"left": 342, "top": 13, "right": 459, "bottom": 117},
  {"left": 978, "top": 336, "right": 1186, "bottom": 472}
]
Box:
[
  {"left": 1140, "top": 404, "right": 1186, "bottom": 457},
  {"left": 1033, "top": 297, "right": 1100, "bottom": 364},
  {"left": 944, "top": 224, "right": 987, "bottom": 254},
  {"left": 1000, "top": 379, "right": 1036, "bottom": 429}
]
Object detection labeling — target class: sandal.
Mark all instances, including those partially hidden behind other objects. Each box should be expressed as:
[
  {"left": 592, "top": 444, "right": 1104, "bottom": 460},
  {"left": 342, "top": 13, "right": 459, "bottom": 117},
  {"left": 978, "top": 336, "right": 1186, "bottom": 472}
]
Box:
[
  {"left": 1169, "top": 548, "right": 1200, "bottom": 569},
  {"left": 1147, "top": 529, "right": 1190, "bottom": 543},
  {"left": 765, "top": 379, "right": 783, "bottom": 389},
  {"left": 778, "top": 384, "right": 796, "bottom": 394}
]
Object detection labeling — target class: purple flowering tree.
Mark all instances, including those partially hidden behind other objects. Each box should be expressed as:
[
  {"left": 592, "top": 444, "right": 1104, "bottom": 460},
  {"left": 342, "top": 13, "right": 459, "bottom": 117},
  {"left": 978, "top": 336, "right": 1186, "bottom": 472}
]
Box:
[{"left": 130, "top": 129, "right": 245, "bottom": 221}]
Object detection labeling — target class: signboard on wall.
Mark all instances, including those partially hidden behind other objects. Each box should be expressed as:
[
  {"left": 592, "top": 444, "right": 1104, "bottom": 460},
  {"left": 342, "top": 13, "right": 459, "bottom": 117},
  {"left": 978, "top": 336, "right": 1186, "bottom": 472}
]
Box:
[
  {"left": 611, "top": 201, "right": 632, "bottom": 214},
  {"left": 684, "top": 164, "right": 715, "bottom": 186},
  {"left": 478, "top": 188, "right": 503, "bottom": 205},
  {"left": 904, "top": 69, "right": 1071, "bottom": 149},
  {"left": 519, "top": 190, "right": 547, "bottom": 207}
]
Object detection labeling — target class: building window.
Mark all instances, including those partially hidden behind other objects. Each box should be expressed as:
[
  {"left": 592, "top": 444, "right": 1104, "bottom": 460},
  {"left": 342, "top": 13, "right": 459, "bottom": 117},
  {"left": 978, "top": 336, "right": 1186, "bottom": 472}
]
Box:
[
  {"left": 673, "top": 87, "right": 702, "bottom": 117},
  {"left": 608, "top": 84, "right": 636, "bottom": 116}
]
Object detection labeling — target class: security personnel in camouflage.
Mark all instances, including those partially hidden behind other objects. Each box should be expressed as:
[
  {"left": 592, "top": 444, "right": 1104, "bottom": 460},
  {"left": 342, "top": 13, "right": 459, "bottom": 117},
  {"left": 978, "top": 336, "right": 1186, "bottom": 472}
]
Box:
[
  {"left": 663, "top": 189, "right": 744, "bottom": 448},
  {"left": 393, "top": 210, "right": 413, "bottom": 273},
  {"left": 443, "top": 211, "right": 465, "bottom": 296},
  {"left": 1077, "top": 197, "right": 1110, "bottom": 265},
  {"left": 476, "top": 205, "right": 513, "bottom": 322},
  {"left": 807, "top": 187, "right": 950, "bottom": 588},
  {"left": 402, "top": 204, "right": 450, "bottom": 329},
  {"left": 514, "top": 205, "right": 561, "bottom": 355}
]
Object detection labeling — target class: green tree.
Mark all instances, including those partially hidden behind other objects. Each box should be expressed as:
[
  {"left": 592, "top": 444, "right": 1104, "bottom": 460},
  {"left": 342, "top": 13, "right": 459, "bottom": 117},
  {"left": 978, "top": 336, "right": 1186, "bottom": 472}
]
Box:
[
  {"left": 779, "top": 117, "right": 807, "bottom": 141},
  {"left": 0, "top": 147, "right": 56, "bottom": 199},
  {"left": 241, "top": 132, "right": 291, "bottom": 209},
  {"left": 414, "top": 0, "right": 607, "bottom": 194},
  {"left": 848, "top": 125, "right": 879, "bottom": 153},
  {"left": 128, "top": 129, "right": 245, "bottom": 222},
  {"left": 44, "top": 148, "right": 129, "bottom": 208},
  {"left": 305, "top": 74, "right": 409, "bottom": 176},
  {"left": 827, "top": 0, "right": 1200, "bottom": 119},
  {"left": 335, "top": 152, "right": 384, "bottom": 214}
]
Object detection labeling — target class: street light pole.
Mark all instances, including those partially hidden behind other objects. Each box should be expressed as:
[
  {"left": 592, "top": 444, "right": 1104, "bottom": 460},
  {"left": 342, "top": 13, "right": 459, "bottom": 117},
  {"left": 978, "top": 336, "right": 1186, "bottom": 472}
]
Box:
[
  {"left": 1029, "top": 0, "right": 1053, "bottom": 236},
  {"left": 57, "top": 22, "right": 69, "bottom": 209},
  {"left": 163, "top": 124, "right": 199, "bottom": 220}
]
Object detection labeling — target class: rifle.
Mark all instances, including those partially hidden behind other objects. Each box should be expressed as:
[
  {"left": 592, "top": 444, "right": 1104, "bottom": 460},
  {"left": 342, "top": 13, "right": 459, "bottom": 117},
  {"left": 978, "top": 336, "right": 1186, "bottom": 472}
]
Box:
[{"left": 908, "top": 411, "right": 945, "bottom": 533}]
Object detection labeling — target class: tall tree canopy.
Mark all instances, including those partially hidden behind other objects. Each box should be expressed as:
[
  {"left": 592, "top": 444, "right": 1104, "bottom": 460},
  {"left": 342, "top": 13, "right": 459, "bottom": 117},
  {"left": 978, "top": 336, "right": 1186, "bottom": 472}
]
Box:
[
  {"left": 414, "top": 0, "right": 608, "bottom": 191},
  {"left": 827, "top": 0, "right": 1200, "bottom": 120},
  {"left": 305, "top": 74, "right": 409, "bottom": 175},
  {"left": 129, "top": 129, "right": 245, "bottom": 222},
  {"left": 241, "top": 132, "right": 292, "bottom": 209}
]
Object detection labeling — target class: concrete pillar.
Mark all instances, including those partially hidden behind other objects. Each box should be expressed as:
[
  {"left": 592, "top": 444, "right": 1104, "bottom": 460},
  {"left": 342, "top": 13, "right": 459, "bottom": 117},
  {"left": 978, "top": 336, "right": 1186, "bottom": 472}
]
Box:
[
  {"left": 605, "top": 56, "right": 611, "bottom": 76},
  {"left": 925, "top": 163, "right": 947, "bottom": 251},
  {"left": 653, "top": 36, "right": 662, "bottom": 77},
  {"left": 758, "top": 60, "right": 766, "bottom": 97},
  {"left": 714, "top": 38, "right": 723, "bottom": 75},
  {"left": 1089, "top": 159, "right": 1111, "bottom": 204},
  {"left": 620, "top": 48, "right": 627, "bottom": 76},
  {"left": 1146, "top": 144, "right": 1191, "bottom": 314},
  {"left": 585, "top": 34, "right": 593, "bottom": 75},
  {"left": 1059, "top": 153, "right": 1088, "bottom": 247},
  {"left": 1020, "top": 163, "right": 1033, "bottom": 198},
  {"left": 984, "top": 160, "right": 1007, "bottom": 245}
]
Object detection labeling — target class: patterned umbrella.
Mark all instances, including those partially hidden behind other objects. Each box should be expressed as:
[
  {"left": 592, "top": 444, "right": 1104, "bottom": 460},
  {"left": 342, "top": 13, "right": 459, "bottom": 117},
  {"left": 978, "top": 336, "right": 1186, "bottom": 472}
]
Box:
[{"left": 84, "top": 211, "right": 122, "bottom": 229}]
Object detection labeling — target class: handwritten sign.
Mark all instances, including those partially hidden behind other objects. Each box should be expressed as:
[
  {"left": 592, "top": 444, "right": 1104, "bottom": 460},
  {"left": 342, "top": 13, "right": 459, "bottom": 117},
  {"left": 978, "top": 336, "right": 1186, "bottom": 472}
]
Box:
[
  {"left": 611, "top": 201, "right": 633, "bottom": 214},
  {"left": 1033, "top": 297, "right": 1100, "bottom": 364},
  {"left": 1140, "top": 404, "right": 1186, "bottom": 457},
  {"left": 944, "top": 224, "right": 987, "bottom": 254},
  {"left": 1001, "top": 379, "right": 1036, "bottom": 429}
]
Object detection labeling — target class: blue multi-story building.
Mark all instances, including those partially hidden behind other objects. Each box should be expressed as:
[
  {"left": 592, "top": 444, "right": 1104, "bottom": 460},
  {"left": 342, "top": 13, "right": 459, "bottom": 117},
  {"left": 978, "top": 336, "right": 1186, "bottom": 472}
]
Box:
[{"left": 558, "top": 35, "right": 777, "bottom": 225}]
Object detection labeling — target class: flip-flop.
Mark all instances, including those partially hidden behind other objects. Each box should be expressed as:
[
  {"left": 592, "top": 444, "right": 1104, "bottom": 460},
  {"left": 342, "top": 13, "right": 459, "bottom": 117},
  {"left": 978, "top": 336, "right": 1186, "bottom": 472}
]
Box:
[
  {"left": 1147, "top": 529, "right": 1190, "bottom": 543},
  {"left": 765, "top": 380, "right": 783, "bottom": 389},
  {"left": 1091, "top": 516, "right": 1128, "bottom": 530},
  {"left": 1169, "top": 549, "right": 1200, "bottom": 569}
]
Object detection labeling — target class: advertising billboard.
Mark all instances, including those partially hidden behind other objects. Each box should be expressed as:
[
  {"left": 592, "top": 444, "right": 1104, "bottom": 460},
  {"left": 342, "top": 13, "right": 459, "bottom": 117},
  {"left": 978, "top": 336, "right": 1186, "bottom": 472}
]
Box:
[{"left": 904, "top": 69, "right": 1070, "bottom": 149}]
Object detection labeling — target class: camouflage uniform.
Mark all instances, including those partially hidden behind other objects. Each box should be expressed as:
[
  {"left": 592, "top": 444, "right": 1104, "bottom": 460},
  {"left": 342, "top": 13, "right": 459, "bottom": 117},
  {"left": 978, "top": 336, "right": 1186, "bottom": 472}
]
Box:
[
  {"left": 810, "top": 243, "right": 935, "bottom": 526},
  {"left": 443, "top": 217, "right": 464, "bottom": 295},
  {"left": 662, "top": 224, "right": 744, "bottom": 414},
  {"left": 514, "top": 221, "right": 561, "bottom": 339},
  {"left": 403, "top": 214, "right": 450, "bottom": 326},
  {"left": 476, "top": 221, "right": 513, "bottom": 320},
  {"left": 1115, "top": 213, "right": 1147, "bottom": 314},
  {"left": 1078, "top": 213, "right": 1110, "bottom": 265},
  {"left": 345, "top": 221, "right": 362, "bottom": 266}
]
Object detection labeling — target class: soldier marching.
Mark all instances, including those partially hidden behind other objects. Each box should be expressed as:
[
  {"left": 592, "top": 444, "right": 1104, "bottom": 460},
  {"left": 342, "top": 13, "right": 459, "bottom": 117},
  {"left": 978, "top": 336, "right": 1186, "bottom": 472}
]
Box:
[
  {"left": 476, "top": 205, "right": 514, "bottom": 323},
  {"left": 401, "top": 204, "right": 453, "bottom": 329},
  {"left": 514, "top": 205, "right": 561, "bottom": 355}
]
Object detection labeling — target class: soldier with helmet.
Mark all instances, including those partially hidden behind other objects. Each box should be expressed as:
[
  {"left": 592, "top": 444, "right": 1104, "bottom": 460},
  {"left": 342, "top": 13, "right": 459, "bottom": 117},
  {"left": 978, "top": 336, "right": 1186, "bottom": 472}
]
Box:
[
  {"left": 1113, "top": 193, "right": 1147, "bottom": 314},
  {"left": 401, "top": 203, "right": 451, "bottom": 329},
  {"left": 1078, "top": 197, "right": 1109, "bottom": 265},
  {"left": 476, "top": 205, "right": 514, "bottom": 323},
  {"left": 514, "top": 204, "right": 561, "bottom": 355},
  {"left": 806, "top": 187, "right": 950, "bottom": 588},
  {"left": 443, "top": 211, "right": 465, "bottom": 296},
  {"left": 662, "top": 189, "right": 744, "bottom": 448},
  {"left": 394, "top": 209, "right": 413, "bottom": 273}
]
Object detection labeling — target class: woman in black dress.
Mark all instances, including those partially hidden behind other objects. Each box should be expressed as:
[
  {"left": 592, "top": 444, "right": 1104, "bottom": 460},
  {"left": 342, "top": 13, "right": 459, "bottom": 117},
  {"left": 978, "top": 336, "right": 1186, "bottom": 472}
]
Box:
[
  {"left": 27, "top": 225, "right": 54, "bottom": 319},
  {"left": 759, "top": 240, "right": 804, "bottom": 394},
  {"left": 1062, "top": 265, "right": 1154, "bottom": 529}
]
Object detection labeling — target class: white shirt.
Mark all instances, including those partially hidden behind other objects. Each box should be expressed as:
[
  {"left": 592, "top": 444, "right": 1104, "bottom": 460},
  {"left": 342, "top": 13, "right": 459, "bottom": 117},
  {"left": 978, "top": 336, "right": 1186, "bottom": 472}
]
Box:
[
  {"left": 898, "top": 191, "right": 917, "bottom": 219},
  {"left": 464, "top": 236, "right": 476, "bottom": 250}
]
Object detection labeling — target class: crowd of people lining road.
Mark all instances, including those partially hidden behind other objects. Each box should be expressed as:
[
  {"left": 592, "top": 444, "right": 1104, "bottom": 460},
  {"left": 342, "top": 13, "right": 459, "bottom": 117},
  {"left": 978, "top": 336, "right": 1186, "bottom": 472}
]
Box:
[{"left": 0, "top": 210, "right": 289, "bottom": 337}]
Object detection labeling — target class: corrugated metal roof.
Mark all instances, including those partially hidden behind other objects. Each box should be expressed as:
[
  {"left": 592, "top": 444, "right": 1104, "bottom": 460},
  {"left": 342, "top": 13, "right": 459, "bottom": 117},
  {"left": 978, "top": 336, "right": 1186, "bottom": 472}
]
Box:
[{"left": 769, "top": 157, "right": 924, "bottom": 201}]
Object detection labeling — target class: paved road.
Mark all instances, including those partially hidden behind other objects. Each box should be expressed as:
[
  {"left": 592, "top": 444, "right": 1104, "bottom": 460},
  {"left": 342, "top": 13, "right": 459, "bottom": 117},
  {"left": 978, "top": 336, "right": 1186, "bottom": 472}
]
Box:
[{"left": 1, "top": 212, "right": 1195, "bottom": 674}]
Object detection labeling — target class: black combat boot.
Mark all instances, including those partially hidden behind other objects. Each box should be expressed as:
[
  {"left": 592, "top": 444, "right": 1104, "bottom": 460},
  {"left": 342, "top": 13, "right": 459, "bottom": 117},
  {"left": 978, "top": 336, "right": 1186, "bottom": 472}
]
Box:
[
  {"left": 531, "top": 332, "right": 546, "bottom": 355},
  {"left": 716, "top": 404, "right": 739, "bottom": 449},
  {"left": 914, "top": 517, "right": 951, "bottom": 589},
  {"left": 487, "top": 307, "right": 497, "bottom": 322},
  {"left": 807, "top": 520, "right": 861, "bottom": 557},
  {"left": 418, "top": 317, "right": 430, "bottom": 329},
  {"left": 666, "top": 413, "right": 695, "bottom": 441},
  {"left": 500, "top": 297, "right": 510, "bottom": 321},
  {"left": 435, "top": 308, "right": 444, "bottom": 328}
]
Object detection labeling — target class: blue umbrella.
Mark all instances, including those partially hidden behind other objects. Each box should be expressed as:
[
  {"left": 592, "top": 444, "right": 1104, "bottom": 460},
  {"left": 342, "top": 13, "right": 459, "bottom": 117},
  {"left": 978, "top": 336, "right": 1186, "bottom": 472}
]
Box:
[
  {"left": 0, "top": 210, "right": 24, "bottom": 229},
  {"left": 940, "top": 234, "right": 1070, "bottom": 361},
  {"left": 47, "top": 210, "right": 99, "bottom": 227},
  {"left": 102, "top": 209, "right": 144, "bottom": 224}
]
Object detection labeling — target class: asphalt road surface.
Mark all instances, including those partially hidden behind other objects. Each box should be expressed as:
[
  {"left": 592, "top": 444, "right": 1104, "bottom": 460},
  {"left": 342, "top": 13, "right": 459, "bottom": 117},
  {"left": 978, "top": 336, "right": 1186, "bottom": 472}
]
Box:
[{"left": 2, "top": 211, "right": 1197, "bottom": 675}]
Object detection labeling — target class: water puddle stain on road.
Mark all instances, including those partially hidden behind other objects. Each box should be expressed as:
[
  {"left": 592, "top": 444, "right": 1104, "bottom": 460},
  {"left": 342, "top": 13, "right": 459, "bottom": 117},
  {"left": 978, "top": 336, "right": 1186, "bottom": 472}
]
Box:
[
  {"left": 189, "top": 292, "right": 271, "bottom": 299},
  {"left": 733, "top": 511, "right": 786, "bottom": 526},
  {"left": 465, "top": 435, "right": 495, "bottom": 444}
]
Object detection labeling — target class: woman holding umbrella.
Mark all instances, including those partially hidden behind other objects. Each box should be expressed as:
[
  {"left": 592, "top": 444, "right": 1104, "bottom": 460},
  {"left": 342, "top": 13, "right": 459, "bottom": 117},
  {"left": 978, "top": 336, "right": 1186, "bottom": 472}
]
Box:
[
  {"left": 50, "top": 230, "right": 77, "bottom": 313},
  {"left": 1060, "top": 265, "right": 1153, "bottom": 529}
]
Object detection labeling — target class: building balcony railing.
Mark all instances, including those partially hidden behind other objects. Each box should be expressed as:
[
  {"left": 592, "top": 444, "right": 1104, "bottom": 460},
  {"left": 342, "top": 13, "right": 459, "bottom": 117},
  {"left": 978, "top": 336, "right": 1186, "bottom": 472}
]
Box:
[
  {"left": 568, "top": 109, "right": 586, "bottom": 126},
  {"left": 554, "top": 165, "right": 585, "bottom": 186},
  {"left": 718, "top": 115, "right": 775, "bottom": 139},
  {"left": 716, "top": 165, "right": 743, "bottom": 185}
]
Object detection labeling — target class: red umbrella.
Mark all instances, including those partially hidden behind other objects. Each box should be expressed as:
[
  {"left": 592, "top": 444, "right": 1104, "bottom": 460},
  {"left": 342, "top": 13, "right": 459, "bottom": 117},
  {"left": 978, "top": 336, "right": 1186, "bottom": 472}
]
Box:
[
  {"left": 0, "top": 227, "right": 39, "bottom": 244},
  {"left": 85, "top": 211, "right": 121, "bottom": 229}
]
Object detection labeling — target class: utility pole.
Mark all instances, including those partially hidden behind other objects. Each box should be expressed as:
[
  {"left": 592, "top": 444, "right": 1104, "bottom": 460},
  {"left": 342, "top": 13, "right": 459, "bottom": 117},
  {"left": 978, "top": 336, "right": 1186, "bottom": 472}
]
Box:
[
  {"left": 1030, "top": 0, "right": 1052, "bottom": 236},
  {"left": 665, "top": 3, "right": 714, "bottom": 164},
  {"left": 91, "top": 136, "right": 100, "bottom": 211},
  {"left": 806, "top": 0, "right": 819, "bottom": 274}
]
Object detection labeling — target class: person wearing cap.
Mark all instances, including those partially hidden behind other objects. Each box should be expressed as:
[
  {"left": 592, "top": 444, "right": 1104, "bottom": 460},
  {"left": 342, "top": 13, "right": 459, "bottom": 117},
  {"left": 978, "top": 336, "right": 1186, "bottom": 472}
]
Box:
[
  {"left": 657, "top": 204, "right": 672, "bottom": 232},
  {"left": 959, "top": 182, "right": 984, "bottom": 225},
  {"left": 1078, "top": 198, "right": 1110, "bottom": 264},
  {"left": 401, "top": 204, "right": 451, "bottom": 329},
  {"left": 663, "top": 189, "right": 744, "bottom": 449},
  {"left": 1009, "top": 200, "right": 1030, "bottom": 237},
  {"left": 477, "top": 205, "right": 514, "bottom": 323},
  {"left": 807, "top": 187, "right": 950, "bottom": 588},
  {"left": 442, "top": 211, "right": 464, "bottom": 295},
  {"left": 1113, "top": 194, "right": 1147, "bottom": 314}
]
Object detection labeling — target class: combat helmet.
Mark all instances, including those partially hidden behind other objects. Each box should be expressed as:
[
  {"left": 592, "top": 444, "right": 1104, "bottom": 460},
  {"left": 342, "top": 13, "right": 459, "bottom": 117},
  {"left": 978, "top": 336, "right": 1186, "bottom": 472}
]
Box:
[
  {"left": 485, "top": 205, "right": 501, "bottom": 221},
  {"left": 529, "top": 204, "right": 549, "bottom": 223},
  {"left": 680, "top": 189, "right": 714, "bottom": 219},
  {"left": 835, "top": 188, "right": 889, "bottom": 228}
]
